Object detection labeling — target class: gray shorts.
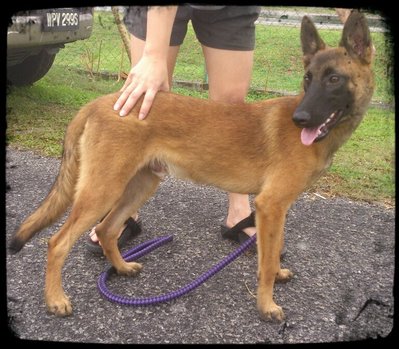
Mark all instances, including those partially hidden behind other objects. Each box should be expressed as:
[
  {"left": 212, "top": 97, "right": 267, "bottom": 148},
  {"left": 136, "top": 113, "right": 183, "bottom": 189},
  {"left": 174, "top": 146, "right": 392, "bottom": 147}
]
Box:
[{"left": 124, "top": 5, "right": 261, "bottom": 51}]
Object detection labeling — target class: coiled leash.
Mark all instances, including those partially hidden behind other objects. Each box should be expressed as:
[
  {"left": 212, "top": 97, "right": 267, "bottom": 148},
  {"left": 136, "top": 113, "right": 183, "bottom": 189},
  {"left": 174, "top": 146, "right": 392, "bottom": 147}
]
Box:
[{"left": 98, "top": 233, "right": 256, "bottom": 306}]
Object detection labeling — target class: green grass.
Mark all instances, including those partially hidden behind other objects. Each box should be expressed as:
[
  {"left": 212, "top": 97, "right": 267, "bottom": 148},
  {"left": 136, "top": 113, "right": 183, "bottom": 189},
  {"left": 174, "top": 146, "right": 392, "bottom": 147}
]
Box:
[
  {"left": 309, "top": 107, "right": 395, "bottom": 205},
  {"left": 54, "top": 11, "right": 132, "bottom": 75},
  {"left": 54, "top": 10, "right": 393, "bottom": 104},
  {"left": 6, "top": 9, "right": 395, "bottom": 206}
]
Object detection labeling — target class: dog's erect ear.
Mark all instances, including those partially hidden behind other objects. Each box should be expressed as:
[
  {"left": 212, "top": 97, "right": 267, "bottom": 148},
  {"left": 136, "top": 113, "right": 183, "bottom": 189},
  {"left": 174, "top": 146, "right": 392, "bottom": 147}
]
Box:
[
  {"left": 300, "top": 16, "right": 326, "bottom": 67},
  {"left": 340, "top": 10, "right": 373, "bottom": 64}
]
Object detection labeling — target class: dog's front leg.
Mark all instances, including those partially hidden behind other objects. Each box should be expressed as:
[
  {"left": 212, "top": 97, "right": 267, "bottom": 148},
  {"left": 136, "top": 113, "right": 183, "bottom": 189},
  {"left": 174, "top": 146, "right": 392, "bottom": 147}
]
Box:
[{"left": 255, "top": 192, "right": 293, "bottom": 322}]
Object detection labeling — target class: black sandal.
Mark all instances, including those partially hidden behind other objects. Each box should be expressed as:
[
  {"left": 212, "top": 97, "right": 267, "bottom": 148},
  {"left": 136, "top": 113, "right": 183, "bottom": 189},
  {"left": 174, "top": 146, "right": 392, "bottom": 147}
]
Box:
[
  {"left": 85, "top": 217, "right": 142, "bottom": 255},
  {"left": 221, "top": 211, "right": 256, "bottom": 244},
  {"left": 221, "top": 211, "right": 287, "bottom": 257}
]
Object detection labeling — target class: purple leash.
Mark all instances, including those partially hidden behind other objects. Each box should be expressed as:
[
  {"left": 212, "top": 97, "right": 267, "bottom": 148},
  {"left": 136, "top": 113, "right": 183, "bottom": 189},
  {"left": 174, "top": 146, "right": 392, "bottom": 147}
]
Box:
[{"left": 98, "top": 234, "right": 256, "bottom": 306}]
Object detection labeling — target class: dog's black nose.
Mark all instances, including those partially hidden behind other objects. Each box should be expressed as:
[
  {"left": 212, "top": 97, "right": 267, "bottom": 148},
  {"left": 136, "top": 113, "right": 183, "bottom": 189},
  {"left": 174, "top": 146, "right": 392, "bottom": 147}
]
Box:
[{"left": 293, "top": 110, "right": 311, "bottom": 127}]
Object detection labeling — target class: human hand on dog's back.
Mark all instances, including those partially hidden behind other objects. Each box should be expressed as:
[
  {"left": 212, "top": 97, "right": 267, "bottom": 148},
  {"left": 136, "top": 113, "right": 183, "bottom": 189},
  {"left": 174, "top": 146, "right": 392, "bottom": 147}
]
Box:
[
  {"left": 114, "top": 54, "right": 169, "bottom": 119},
  {"left": 113, "top": 6, "right": 178, "bottom": 119}
]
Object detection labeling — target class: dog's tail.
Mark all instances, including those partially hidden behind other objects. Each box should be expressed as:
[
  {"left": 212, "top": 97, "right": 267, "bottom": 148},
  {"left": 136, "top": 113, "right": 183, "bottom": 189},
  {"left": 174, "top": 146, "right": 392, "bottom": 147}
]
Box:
[{"left": 8, "top": 106, "right": 90, "bottom": 254}]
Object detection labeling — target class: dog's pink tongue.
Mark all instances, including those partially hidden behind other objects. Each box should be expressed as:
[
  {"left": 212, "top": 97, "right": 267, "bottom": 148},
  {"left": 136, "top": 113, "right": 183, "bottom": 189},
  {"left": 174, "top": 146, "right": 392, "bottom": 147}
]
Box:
[{"left": 301, "top": 127, "right": 320, "bottom": 146}]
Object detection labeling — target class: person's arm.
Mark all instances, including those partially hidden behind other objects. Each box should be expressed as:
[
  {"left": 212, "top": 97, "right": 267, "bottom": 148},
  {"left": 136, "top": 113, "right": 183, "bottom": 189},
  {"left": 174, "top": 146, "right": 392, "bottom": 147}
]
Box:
[
  {"left": 335, "top": 8, "right": 351, "bottom": 24},
  {"left": 114, "top": 6, "right": 178, "bottom": 119}
]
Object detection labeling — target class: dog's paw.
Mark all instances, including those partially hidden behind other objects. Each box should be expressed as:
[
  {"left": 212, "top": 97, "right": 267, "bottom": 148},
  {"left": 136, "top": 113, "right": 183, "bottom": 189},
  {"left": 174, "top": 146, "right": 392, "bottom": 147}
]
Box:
[
  {"left": 257, "top": 300, "right": 285, "bottom": 322},
  {"left": 46, "top": 294, "right": 73, "bottom": 317},
  {"left": 116, "top": 262, "right": 143, "bottom": 276},
  {"left": 275, "top": 268, "right": 293, "bottom": 283}
]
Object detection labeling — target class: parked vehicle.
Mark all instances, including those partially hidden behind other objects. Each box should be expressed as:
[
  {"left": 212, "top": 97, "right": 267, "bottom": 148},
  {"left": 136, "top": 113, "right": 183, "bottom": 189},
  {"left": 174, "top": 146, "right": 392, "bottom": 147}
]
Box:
[{"left": 7, "top": 7, "right": 94, "bottom": 86}]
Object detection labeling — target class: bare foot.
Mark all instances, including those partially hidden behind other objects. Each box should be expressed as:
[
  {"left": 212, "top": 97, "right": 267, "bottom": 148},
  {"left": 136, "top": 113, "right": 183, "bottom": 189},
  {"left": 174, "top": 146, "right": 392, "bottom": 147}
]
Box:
[{"left": 89, "top": 215, "right": 139, "bottom": 245}]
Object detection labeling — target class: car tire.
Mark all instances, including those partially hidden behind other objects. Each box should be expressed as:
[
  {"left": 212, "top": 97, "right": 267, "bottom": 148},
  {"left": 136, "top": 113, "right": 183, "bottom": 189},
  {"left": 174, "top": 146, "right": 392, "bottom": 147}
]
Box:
[{"left": 7, "top": 50, "right": 56, "bottom": 86}]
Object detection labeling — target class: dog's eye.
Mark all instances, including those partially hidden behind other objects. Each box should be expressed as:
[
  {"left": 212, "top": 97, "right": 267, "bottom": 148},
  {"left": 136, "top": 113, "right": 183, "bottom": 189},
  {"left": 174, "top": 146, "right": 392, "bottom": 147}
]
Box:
[
  {"left": 303, "top": 73, "right": 312, "bottom": 91},
  {"left": 328, "top": 75, "right": 340, "bottom": 84},
  {"left": 303, "top": 73, "right": 312, "bottom": 83}
]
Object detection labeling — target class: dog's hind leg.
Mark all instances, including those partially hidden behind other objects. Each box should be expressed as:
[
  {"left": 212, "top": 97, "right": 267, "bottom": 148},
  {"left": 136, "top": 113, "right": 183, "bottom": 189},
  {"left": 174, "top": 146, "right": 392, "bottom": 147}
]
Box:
[
  {"left": 94, "top": 166, "right": 161, "bottom": 275},
  {"left": 45, "top": 200, "right": 111, "bottom": 316},
  {"left": 44, "top": 167, "right": 141, "bottom": 316}
]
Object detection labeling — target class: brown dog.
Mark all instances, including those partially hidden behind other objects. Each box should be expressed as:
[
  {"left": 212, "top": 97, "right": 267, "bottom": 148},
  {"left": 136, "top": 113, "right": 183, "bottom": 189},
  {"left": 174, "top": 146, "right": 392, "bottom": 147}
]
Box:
[{"left": 9, "top": 11, "right": 374, "bottom": 321}]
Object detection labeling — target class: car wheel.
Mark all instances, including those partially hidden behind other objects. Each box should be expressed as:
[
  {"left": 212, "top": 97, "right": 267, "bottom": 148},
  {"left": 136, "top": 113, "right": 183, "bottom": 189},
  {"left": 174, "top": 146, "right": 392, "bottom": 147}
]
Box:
[{"left": 7, "top": 50, "right": 56, "bottom": 86}]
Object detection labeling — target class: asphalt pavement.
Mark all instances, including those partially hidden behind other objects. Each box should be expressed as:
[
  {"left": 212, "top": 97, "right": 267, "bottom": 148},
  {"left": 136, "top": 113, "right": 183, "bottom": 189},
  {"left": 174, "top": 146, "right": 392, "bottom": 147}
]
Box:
[{"left": 5, "top": 148, "right": 395, "bottom": 344}]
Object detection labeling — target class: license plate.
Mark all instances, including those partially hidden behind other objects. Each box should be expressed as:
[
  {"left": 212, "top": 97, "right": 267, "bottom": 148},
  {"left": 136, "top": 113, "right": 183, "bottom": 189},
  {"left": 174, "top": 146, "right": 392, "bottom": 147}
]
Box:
[{"left": 43, "top": 9, "right": 79, "bottom": 31}]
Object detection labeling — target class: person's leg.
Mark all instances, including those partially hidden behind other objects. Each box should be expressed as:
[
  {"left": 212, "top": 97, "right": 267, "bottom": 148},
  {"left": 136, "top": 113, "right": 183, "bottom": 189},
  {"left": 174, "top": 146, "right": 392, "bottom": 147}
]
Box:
[
  {"left": 88, "top": 37, "right": 180, "bottom": 245},
  {"left": 202, "top": 46, "right": 256, "bottom": 237},
  {"left": 88, "top": 6, "right": 191, "bottom": 248},
  {"left": 191, "top": 6, "right": 260, "bottom": 237}
]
